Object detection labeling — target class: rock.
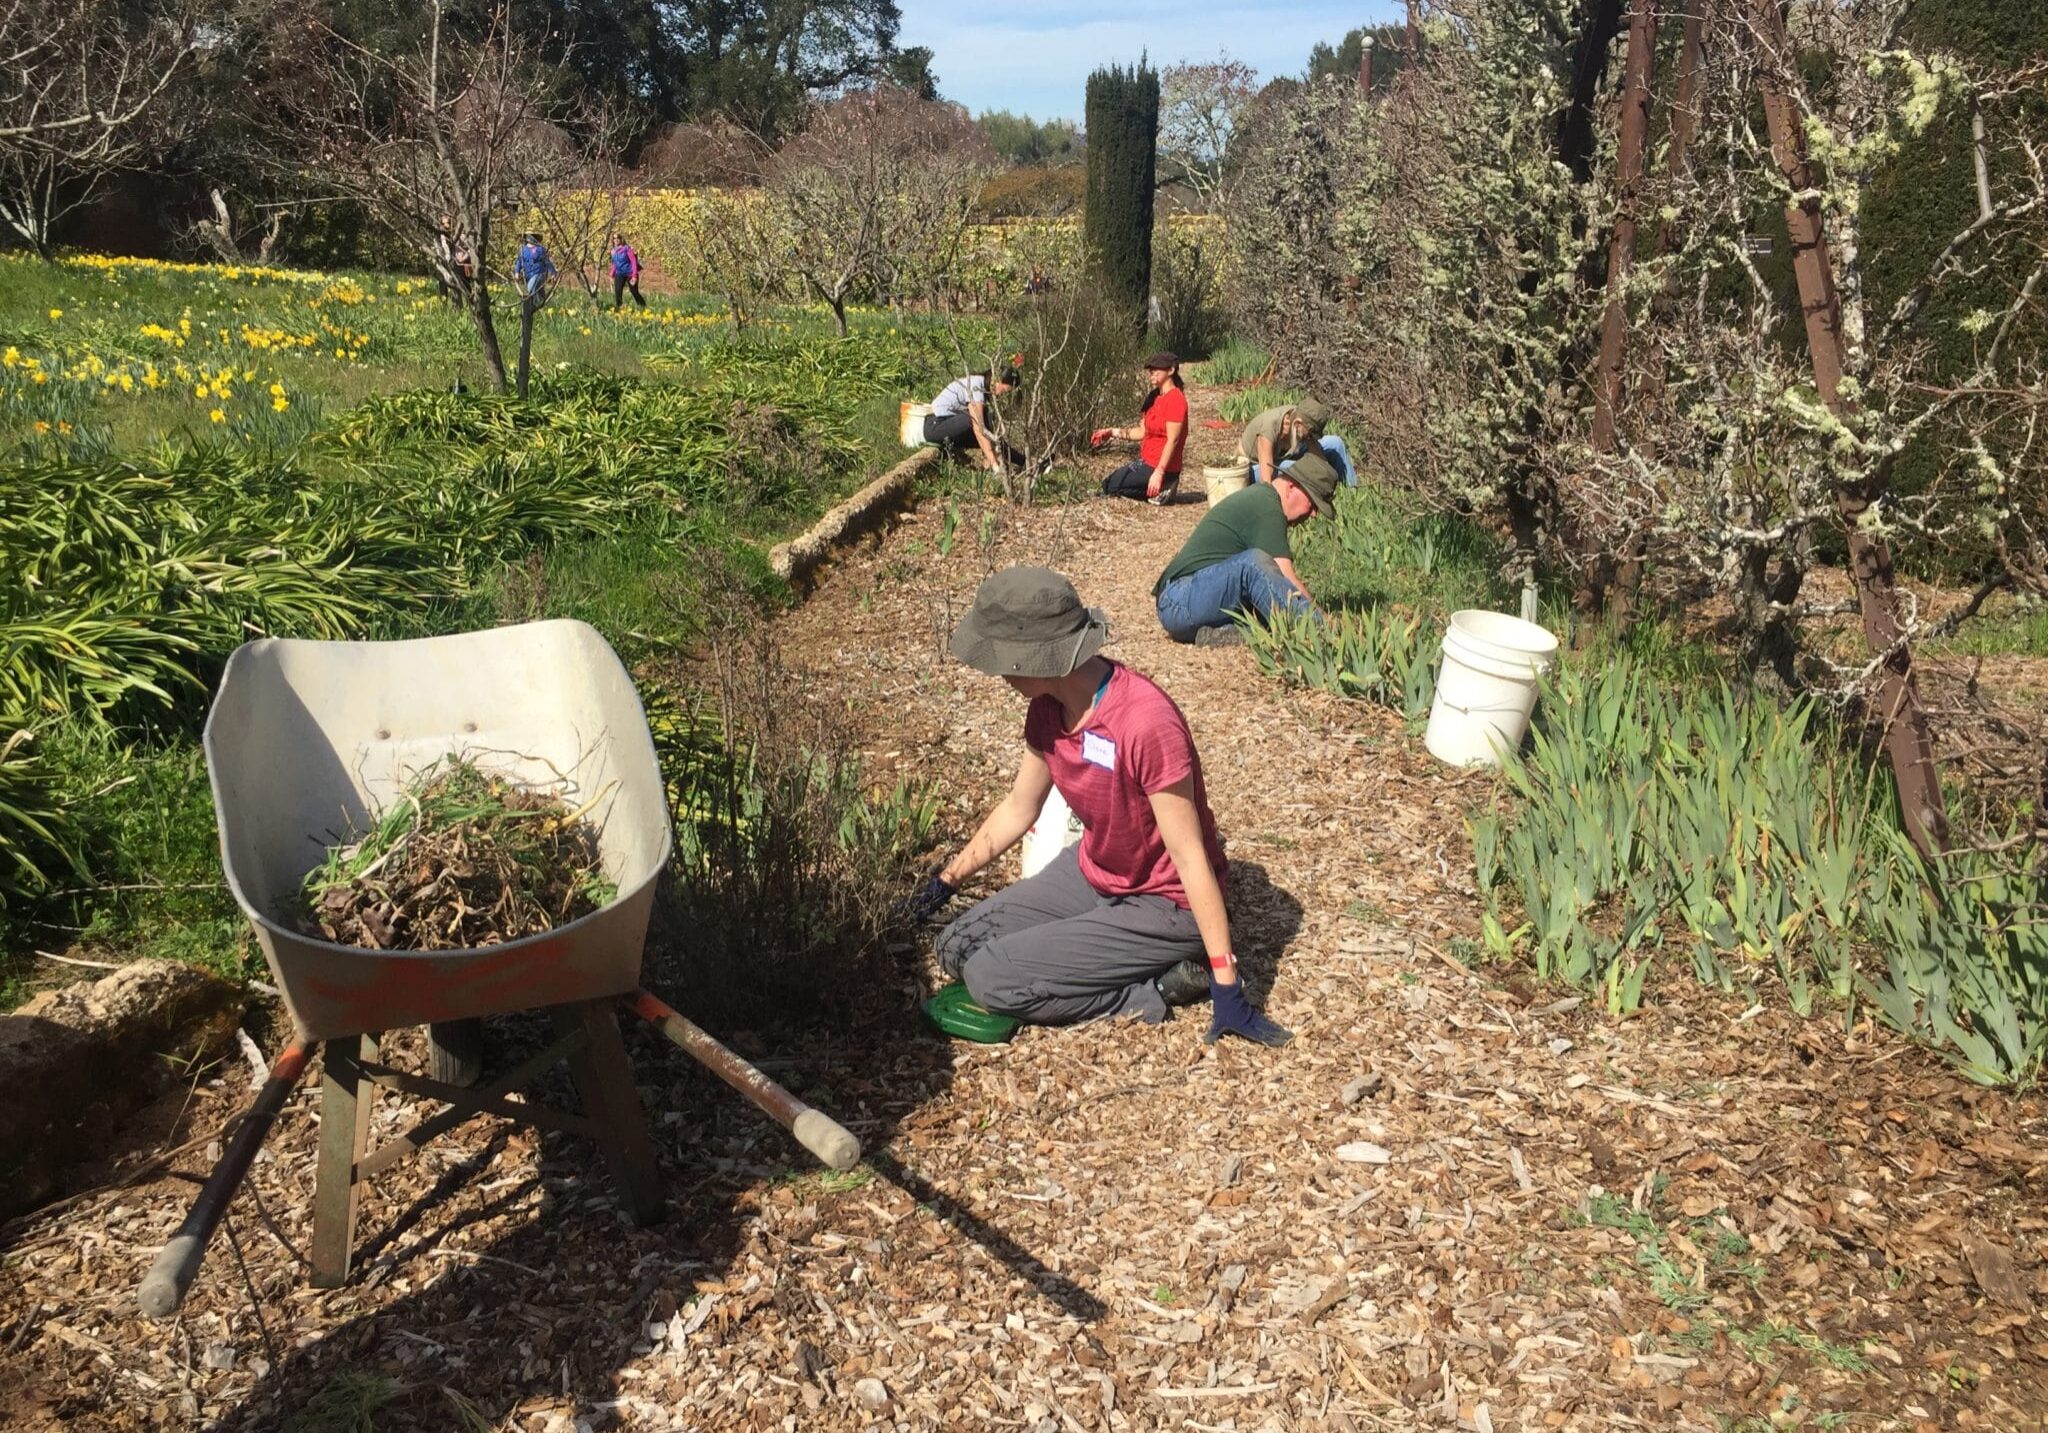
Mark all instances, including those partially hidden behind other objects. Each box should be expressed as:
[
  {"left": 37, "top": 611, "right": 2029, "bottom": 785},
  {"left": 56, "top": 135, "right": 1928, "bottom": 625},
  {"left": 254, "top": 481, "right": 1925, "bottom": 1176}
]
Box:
[
  {"left": 852, "top": 1377, "right": 890, "bottom": 1411},
  {"left": 1548, "top": 1038, "right": 1574, "bottom": 1056},
  {"left": 2, "top": 960, "right": 243, "bottom": 1218},
  {"left": 201, "top": 1342, "right": 236, "bottom": 1371},
  {"left": 1341, "top": 1072, "right": 1382, "bottom": 1105},
  {"left": 1216, "top": 1153, "right": 1243, "bottom": 1189}
]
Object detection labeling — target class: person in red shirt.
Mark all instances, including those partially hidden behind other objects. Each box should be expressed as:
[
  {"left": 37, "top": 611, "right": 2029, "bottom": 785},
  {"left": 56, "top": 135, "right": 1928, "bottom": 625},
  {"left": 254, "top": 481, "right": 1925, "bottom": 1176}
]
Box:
[
  {"left": 897, "top": 566, "right": 1291, "bottom": 1045},
  {"left": 1093, "top": 352, "right": 1189, "bottom": 504}
]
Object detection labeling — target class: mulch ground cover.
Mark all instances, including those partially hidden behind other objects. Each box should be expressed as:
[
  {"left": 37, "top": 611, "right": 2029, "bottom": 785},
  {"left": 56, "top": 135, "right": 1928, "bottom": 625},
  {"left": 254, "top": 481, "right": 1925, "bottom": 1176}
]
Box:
[{"left": 1, "top": 387, "right": 2043, "bottom": 1432}]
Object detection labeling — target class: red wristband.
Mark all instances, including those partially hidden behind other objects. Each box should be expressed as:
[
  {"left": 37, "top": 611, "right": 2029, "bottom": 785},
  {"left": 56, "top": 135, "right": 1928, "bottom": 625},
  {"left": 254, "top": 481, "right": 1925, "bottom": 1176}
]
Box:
[{"left": 1208, "top": 950, "right": 1238, "bottom": 974}]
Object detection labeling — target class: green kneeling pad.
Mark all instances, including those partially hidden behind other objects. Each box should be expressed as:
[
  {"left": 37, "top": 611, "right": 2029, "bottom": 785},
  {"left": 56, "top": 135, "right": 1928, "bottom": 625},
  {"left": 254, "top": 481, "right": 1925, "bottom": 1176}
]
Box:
[{"left": 922, "top": 983, "right": 1020, "bottom": 1043}]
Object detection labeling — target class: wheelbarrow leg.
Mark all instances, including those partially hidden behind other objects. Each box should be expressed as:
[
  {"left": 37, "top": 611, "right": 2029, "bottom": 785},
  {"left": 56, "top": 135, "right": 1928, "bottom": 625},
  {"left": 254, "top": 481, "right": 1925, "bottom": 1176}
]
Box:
[
  {"left": 311, "top": 1033, "right": 377, "bottom": 1287},
  {"left": 558, "top": 1000, "right": 664, "bottom": 1227}
]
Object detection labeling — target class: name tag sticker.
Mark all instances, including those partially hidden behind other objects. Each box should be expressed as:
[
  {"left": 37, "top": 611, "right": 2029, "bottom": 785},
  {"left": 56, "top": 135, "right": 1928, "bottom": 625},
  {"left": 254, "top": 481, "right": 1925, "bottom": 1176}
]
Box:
[{"left": 1081, "top": 731, "right": 1117, "bottom": 770}]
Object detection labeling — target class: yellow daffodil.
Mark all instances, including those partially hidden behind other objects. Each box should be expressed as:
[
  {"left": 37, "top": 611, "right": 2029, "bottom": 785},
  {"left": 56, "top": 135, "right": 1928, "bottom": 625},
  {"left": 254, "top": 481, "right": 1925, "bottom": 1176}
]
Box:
[
  {"left": 209, "top": 408, "right": 225, "bottom": 423},
  {"left": 48, "top": 308, "right": 63, "bottom": 319}
]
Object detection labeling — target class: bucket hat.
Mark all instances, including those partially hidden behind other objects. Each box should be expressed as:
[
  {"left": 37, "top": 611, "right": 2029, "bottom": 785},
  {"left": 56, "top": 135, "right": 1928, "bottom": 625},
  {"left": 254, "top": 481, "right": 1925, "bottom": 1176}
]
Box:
[
  {"left": 1142, "top": 350, "right": 1180, "bottom": 371},
  {"left": 1293, "top": 397, "right": 1333, "bottom": 434},
  {"left": 950, "top": 566, "right": 1110, "bottom": 678},
  {"left": 1280, "top": 451, "right": 1340, "bottom": 517}
]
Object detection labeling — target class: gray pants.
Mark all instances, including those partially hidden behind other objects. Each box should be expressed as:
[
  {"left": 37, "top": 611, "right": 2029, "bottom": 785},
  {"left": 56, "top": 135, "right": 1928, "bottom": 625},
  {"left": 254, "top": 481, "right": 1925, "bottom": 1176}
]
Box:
[{"left": 934, "top": 847, "right": 1204, "bottom": 1026}]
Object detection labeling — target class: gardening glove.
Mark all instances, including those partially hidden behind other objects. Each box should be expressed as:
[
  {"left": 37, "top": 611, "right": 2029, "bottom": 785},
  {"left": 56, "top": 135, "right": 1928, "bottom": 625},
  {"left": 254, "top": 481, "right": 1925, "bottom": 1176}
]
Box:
[
  {"left": 1206, "top": 980, "right": 1294, "bottom": 1047},
  {"left": 895, "top": 869, "right": 956, "bottom": 925},
  {"left": 1089, "top": 427, "right": 1114, "bottom": 447}
]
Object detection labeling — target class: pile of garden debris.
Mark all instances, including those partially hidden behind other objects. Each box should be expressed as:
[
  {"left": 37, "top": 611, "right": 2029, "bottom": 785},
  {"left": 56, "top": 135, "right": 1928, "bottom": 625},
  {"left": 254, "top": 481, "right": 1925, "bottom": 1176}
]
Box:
[{"left": 296, "top": 757, "right": 613, "bottom": 949}]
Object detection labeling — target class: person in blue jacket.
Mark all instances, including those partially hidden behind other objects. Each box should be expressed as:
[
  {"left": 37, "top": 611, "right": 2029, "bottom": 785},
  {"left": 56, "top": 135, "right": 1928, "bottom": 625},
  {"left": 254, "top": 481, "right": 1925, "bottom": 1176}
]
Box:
[
  {"left": 514, "top": 232, "right": 555, "bottom": 300},
  {"left": 608, "top": 234, "right": 646, "bottom": 310}
]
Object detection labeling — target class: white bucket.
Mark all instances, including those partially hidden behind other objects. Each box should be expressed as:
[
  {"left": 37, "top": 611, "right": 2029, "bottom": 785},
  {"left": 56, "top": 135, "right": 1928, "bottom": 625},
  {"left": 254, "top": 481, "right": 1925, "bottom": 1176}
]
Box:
[
  {"left": 1423, "top": 609, "right": 1559, "bottom": 769},
  {"left": 1203, "top": 464, "right": 1251, "bottom": 506},
  {"left": 900, "top": 401, "right": 932, "bottom": 448},
  {"left": 1020, "top": 786, "right": 1084, "bottom": 879}
]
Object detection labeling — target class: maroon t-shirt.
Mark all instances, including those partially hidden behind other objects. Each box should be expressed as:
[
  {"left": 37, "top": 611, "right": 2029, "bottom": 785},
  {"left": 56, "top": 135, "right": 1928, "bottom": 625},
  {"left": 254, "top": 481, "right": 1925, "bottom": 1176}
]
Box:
[{"left": 1023, "top": 663, "right": 1226, "bottom": 909}]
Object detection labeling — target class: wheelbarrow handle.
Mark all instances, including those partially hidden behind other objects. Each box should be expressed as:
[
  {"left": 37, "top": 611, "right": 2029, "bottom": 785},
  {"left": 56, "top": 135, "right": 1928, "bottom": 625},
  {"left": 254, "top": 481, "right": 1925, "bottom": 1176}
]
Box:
[
  {"left": 139, "top": 1040, "right": 313, "bottom": 1318},
  {"left": 628, "top": 989, "right": 861, "bottom": 1172}
]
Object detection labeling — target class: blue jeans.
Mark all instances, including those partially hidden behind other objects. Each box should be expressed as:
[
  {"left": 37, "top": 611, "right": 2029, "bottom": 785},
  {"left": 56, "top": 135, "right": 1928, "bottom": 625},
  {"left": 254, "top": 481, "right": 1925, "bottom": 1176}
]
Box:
[
  {"left": 1275, "top": 434, "right": 1355, "bottom": 487},
  {"left": 1155, "top": 549, "right": 1310, "bottom": 640}
]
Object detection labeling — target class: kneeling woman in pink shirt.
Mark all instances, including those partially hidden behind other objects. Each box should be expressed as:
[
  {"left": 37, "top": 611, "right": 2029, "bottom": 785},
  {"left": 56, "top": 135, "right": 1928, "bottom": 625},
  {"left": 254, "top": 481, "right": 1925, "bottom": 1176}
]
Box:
[{"left": 899, "top": 566, "right": 1291, "bottom": 1045}]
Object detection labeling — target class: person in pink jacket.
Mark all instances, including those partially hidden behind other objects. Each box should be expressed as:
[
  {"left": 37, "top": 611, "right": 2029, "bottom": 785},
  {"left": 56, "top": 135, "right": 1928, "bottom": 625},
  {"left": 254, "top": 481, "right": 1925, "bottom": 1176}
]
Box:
[{"left": 608, "top": 234, "right": 645, "bottom": 310}]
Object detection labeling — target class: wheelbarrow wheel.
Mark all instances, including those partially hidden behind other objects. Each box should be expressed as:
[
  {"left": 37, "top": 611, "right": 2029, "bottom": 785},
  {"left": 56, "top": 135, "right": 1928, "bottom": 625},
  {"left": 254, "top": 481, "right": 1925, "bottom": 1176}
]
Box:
[{"left": 428, "top": 1019, "right": 485, "bottom": 1088}]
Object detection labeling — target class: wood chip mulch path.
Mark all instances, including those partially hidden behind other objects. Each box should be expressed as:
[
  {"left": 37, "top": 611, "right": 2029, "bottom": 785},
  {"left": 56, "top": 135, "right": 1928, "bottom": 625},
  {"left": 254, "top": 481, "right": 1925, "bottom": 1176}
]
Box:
[{"left": 3, "top": 390, "right": 2044, "bottom": 1433}]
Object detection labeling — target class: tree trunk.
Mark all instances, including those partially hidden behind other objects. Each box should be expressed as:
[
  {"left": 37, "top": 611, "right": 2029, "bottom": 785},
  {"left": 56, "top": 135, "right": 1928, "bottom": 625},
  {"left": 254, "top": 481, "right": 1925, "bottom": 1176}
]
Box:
[
  {"left": 1587, "top": 0, "right": 1657, "bottom": 456},
  {"left": 1556, "top": 0, "right": 1627, "bottom": 184},
  {"left": 829, "top": 293, "right": 849, "bottom": 338},
  {"left": 1575, "top": 0, "right": 1659, "bottom": 637},
  {"left": 467, "top": 285, "right": 510, "bottom": 393},
  {"left": 1750, "top": 0, "right": 1949, "bottom": 857},
  {"left": 1505, "top": 0, "right": 1623, "bottom": 632},
  {"left": 1611, "top": 5, "right": 1708, "bottom": 633},
  {"left": 516, "top": 295, "right": 535, "bottom": 398}
]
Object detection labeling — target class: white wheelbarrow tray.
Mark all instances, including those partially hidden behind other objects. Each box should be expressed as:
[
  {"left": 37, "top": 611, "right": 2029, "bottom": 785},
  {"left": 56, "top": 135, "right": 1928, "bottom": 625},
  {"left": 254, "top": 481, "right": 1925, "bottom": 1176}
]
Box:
[{"left": 204, "top": 619, "right": 671, "bottom": 1042}]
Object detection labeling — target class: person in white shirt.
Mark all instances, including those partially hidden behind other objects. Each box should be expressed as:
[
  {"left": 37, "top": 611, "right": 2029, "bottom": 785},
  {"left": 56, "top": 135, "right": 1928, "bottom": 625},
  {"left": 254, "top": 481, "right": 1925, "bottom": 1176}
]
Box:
[{"left": 925, "top": 362, "right": 1022, "bottom": 471}]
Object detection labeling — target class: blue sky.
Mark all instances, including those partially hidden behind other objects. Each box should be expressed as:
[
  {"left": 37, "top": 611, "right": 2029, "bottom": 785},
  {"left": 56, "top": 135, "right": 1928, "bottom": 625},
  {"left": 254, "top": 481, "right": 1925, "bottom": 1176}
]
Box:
[{"left": 897, "top": 0, "right": 1407, "bottom": 124}]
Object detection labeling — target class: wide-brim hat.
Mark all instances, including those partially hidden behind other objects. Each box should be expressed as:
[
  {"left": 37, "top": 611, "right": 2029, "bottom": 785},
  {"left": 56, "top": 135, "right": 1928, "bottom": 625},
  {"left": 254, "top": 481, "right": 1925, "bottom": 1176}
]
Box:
[
  {"left": 950, "top": 566, "right": 1110, "bottom": 678},
  {"left": 1281, "top": 451, "right": 1340, "bottom": 517},
  {"left": 1294, "top": 397, "right": 1333, "bottom": 434}
]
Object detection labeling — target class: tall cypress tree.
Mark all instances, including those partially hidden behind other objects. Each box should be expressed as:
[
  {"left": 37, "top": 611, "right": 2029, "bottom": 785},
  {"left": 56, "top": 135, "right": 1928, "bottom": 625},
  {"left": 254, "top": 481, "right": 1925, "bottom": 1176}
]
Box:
[{"left": 1083, "top": 60, "right": 1160, "bottom": 326}]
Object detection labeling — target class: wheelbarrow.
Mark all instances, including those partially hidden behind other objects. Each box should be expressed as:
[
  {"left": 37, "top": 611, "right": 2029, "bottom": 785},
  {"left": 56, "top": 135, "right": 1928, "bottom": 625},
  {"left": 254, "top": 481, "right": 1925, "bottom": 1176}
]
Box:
[{"left": 139, "top": 620, "right": 859, "bottom": 1318}]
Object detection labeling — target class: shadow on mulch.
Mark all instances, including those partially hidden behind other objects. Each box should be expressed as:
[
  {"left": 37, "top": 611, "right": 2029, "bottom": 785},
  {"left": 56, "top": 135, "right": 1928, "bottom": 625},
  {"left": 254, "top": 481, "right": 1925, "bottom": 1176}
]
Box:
[
  {"left": 190, "top": 981, "right": 979, "bottom": 1432},
  {"left": 1228, "top": 861, "right": 1305, "bottom": 1007},
  {"left": 204, "top": 873, "right": 1299, "bottom": 1427}
]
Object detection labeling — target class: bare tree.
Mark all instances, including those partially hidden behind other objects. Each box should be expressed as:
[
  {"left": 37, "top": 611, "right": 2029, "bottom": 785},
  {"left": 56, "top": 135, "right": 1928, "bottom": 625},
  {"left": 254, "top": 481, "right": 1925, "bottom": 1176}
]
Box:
[
  {"left": 763, "top": 87, "right": 994, "bottom": 336},
  {"left": 648, "top": 186, "right": 782, "bottom": 329},
  {"left": 186, "top": 187, "right": 295, "bottom": 265},
  {"left": 0, "top": 0, "right": 197, "bottom": 256},
  {"left": 1158, "top": 56, "right": 1258, "bottom": 207},
  {"left": 525, "top": 105, "right": 640, "bottom": 309},
  {"left": 254, "top": 0, "right": 593, "bottom": 391}
]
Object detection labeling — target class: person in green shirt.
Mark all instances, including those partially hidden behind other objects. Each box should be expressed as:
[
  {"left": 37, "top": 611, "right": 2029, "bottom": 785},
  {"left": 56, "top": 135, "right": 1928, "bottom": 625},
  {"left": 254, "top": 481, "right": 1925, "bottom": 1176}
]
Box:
[{"left": 1152, "top": 452, "right": 1340, "bottom": 645}]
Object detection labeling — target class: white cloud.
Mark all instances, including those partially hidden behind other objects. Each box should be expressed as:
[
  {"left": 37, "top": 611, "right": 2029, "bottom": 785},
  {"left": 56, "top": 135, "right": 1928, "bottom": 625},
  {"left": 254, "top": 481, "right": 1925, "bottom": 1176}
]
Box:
[{"left": 900, "top": 0, "right": 1406, "bottom": 121}]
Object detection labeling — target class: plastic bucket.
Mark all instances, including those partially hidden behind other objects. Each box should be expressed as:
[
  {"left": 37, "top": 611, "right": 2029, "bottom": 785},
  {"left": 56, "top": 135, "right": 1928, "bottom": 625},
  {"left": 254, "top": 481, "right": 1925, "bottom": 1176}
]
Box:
[
  {"left": 1423, "top": 609, "right": 1559, "bottom": 769},
  {"left": 900, "top": 401, "right": 932, "bottom": 448},
  {"left": 1020, "top": 786, "right": 1084, "bottom": 879},
  {"left": 1203, "top": 464, "right": 1251, "bottom": 506}
]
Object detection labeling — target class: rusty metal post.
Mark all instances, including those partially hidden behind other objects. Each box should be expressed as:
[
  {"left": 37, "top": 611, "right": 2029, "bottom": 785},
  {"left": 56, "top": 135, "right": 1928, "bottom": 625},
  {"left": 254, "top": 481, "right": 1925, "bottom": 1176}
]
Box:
[{"left": 1749, "top": 0, "right": 1950, "bottom": 857}]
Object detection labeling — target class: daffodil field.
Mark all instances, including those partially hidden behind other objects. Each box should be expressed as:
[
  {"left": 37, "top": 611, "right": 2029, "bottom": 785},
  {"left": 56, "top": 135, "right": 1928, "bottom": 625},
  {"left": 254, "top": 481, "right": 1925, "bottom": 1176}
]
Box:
[{"left": 0, "top": 251, "right": 966, "bottom": 990}]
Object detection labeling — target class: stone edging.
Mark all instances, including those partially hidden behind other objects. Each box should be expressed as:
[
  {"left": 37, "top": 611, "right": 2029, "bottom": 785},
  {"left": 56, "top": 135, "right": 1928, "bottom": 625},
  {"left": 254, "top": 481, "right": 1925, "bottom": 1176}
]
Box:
[{"left": 768, "top": 446, "right": 940, "bottom": 586}]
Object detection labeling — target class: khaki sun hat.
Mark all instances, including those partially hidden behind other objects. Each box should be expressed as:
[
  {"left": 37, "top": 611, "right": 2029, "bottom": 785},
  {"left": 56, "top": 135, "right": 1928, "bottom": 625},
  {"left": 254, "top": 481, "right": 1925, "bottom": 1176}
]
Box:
[
  {"left": 950, "top": 566, "right": 1110, "bottom": 678},
  {"left": 1293, "top": 397, "right": 1333, "bottom": 434},
  {"left": 1279, "top": 452, "right": 1340, "bottom": 517}
]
